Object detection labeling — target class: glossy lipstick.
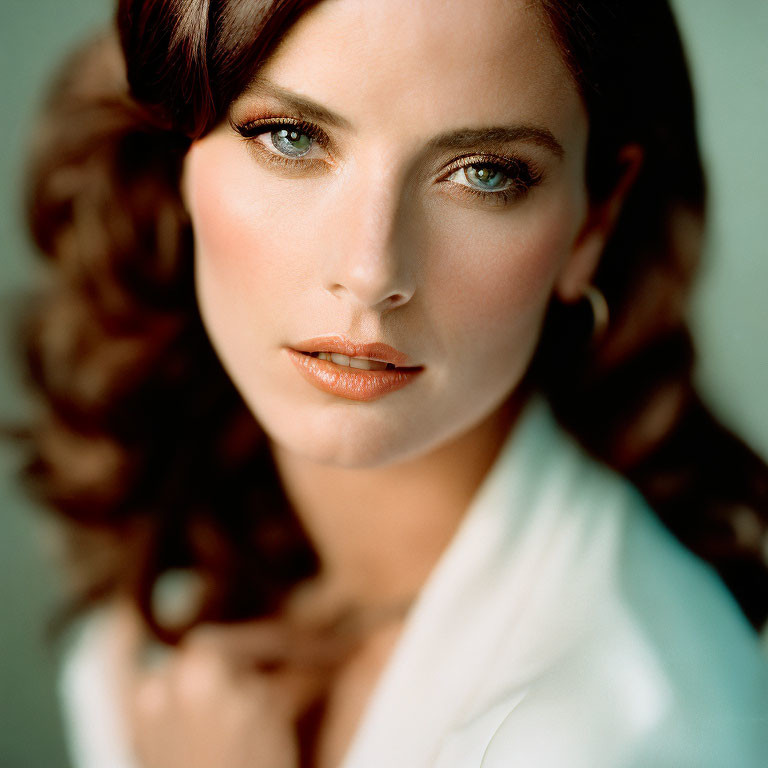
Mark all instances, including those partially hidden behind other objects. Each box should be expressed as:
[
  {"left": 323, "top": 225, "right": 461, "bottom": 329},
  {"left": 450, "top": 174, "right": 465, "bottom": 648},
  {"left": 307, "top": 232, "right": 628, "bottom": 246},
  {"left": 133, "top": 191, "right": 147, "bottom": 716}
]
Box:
[{"left": 286, "top": 335, "right": 424, "bottom": 401}]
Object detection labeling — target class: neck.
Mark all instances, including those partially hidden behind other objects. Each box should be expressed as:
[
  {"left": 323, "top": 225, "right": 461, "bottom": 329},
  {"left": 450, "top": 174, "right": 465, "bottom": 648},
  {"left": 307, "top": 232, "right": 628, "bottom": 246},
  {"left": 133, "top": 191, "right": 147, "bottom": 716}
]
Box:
[{"left": 269, "top": 395, "right": 523, "bottom": 613}]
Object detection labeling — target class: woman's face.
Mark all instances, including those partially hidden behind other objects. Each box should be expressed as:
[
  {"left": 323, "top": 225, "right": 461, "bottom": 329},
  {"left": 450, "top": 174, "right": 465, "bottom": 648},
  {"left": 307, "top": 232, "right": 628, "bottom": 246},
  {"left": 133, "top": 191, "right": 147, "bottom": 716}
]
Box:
[{"left": 182, "top": 0, "right": 598, "bottom": 469}]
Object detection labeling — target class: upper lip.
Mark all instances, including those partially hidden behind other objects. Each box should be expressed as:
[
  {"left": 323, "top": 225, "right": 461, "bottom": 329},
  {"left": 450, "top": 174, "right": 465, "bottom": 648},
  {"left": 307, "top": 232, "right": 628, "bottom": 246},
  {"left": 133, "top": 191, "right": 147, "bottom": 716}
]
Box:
[{"left": 291, "top": 335, "right": 421, "bottom": 368}]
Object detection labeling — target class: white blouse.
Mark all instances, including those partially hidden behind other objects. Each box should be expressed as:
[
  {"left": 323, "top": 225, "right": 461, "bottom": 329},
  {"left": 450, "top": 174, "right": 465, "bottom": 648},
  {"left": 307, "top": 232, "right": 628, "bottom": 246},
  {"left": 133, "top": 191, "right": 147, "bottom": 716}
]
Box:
[{"left": 60, "top": 397, "right": 768, "bottom": 767}]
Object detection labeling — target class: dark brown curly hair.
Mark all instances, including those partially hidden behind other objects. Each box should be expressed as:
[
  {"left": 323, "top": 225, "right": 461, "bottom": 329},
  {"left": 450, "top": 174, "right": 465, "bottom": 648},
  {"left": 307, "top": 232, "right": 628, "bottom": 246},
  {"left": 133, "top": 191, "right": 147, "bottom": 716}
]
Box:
[{"left": 15, "top": 0, "right": 768, "bottom": 644}]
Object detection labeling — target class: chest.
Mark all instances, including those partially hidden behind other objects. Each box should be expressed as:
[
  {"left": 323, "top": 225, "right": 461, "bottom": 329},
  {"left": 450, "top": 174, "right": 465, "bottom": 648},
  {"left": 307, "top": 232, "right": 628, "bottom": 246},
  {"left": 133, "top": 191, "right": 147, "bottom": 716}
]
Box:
[{"left": 297, "top": 621, "right": 404, "bottom": 768}]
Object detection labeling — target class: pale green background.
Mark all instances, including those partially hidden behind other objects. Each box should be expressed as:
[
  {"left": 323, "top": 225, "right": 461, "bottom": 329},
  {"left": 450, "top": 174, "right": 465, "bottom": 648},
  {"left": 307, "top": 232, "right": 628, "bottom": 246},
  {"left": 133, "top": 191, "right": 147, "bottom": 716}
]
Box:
[{"left": 1, "top": 1, "right": 766, "bottom": 766}]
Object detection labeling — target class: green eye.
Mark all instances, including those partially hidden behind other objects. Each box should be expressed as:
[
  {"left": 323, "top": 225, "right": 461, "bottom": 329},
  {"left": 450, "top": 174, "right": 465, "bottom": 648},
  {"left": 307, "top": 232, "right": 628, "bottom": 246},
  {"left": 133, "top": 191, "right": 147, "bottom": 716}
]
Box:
[
  {"left": 271, "top": 128, "right": 313, "bottom": 157},
  {"left": 463, "top": 164, "right": 511, "bottom": 191},
  {"left": 442, "top": 154, "right": 543, "bottom": 204}
]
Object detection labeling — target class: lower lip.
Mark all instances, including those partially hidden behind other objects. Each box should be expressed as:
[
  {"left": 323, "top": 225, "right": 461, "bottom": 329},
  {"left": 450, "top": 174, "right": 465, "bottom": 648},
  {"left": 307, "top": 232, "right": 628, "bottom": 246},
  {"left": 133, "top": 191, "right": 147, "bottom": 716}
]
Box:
[{"left": 285, "top": 348, "right": 424, "bottom": 402}]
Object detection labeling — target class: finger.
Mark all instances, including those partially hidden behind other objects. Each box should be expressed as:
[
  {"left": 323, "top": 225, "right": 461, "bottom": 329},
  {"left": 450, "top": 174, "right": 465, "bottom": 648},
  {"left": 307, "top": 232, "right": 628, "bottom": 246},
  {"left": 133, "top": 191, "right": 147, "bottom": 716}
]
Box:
[
  {"left": 169, "top": 639, "right": 234, "bottom": 709},
  {"left": 183, "top": 617, "right": 357, "bottom": 673},
  {"left": 128, "top": 667, "right": 173, "bottom": 768},
  {"left": 133, "top": 669, "right": 170, "bottom": 720},
  {"left": 166, "top": 645, "right": 302, "bottom": 768},
  {"left": 177, "top": 632, "right": 325, "bottom": 720}
]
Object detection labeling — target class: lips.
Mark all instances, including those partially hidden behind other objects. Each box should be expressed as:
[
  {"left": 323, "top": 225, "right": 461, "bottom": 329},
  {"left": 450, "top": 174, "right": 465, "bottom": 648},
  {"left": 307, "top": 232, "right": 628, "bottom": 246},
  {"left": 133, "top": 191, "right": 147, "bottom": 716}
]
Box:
[
  {"left": 290, "top": 335, "right": 421, "bottom": 369},
  {"left": 285, "top": 335, "right": 424, "bottom": 401}
]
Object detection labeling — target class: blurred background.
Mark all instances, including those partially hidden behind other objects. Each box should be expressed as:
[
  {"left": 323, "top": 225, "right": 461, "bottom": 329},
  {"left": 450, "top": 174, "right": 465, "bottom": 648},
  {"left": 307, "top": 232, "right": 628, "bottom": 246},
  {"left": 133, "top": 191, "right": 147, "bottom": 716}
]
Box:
[{"left": 1, "top": 1, "right": 766, "bottom": 766}]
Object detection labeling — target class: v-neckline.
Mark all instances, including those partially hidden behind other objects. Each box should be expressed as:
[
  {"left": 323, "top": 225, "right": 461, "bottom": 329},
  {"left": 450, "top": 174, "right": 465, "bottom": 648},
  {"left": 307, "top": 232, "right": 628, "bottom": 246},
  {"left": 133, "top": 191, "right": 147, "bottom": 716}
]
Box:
[{"left": 337, "top": 396, "right": 557, "bottom": 767}]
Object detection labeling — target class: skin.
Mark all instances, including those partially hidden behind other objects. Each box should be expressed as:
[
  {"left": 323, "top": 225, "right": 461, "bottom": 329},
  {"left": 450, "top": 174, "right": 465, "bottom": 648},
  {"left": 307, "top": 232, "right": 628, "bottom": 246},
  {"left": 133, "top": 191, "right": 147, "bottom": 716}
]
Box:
[
  {"left": 180, "top": 0, "right": 619, "bottom": 597},
  {"left": 127, "top": 0, "right": 638, "bottom": 765}
]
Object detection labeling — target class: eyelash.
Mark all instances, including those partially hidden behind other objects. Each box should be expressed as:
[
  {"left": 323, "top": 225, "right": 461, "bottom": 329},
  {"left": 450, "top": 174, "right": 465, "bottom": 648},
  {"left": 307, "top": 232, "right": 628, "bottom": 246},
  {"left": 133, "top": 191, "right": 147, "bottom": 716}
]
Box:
[
  {"left": 232, "top": 116, "right": 330, "bottom": 170},
  {"left": 230, "top": 117, "right": 544, "bottom": 205},
  {"left": 439, "top": 154, "right": 543, "bottom": 206}
]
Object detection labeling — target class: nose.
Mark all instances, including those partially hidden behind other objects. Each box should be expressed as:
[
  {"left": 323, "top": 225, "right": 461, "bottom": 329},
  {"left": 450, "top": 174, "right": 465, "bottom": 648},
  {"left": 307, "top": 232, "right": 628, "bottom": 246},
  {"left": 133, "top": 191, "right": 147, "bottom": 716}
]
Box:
[{"left": 321, "top": 176, "right": 416, "bottom": 313}]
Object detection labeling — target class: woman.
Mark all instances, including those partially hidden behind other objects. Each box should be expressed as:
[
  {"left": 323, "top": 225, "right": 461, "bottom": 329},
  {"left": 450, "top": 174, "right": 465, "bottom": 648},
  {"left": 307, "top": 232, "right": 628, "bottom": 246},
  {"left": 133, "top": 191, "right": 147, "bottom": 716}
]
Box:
[{"left": 19, "top": 0, "right": 768, "bottom": 765}]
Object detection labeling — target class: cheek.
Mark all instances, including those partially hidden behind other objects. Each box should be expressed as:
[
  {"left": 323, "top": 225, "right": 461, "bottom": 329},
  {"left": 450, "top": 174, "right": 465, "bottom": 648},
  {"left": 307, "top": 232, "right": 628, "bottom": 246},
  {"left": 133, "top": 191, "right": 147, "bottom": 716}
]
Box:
[
  {"left": 427, "top": 194, "right": 582, "bottom": 364},
  {"left": 183, "top": 139, "right": 309, "bottom": 338}
]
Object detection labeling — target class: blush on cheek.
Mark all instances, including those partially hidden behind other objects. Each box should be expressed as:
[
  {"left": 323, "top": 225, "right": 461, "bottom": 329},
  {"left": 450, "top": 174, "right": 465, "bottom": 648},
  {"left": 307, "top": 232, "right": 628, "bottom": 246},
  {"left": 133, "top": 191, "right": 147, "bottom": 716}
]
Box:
[
  {"left": 185, "top": 137, "right": 307, "bottom": 318},
  {"left": 447, "top": 215, "right": 575, "bottom": 320},
  {"left": 185, "top": 141, "right": 267, "bottom": 270},
  {"left": 427, "top": 199, "right": 582, "bottom": 376}
]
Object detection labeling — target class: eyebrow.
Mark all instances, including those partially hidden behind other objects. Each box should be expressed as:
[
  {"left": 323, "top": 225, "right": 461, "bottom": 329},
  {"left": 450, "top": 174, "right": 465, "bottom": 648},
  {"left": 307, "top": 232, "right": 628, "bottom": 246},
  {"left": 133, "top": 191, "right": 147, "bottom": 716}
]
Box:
[
  {"left": 240, "top": 77, "right": 353, "bottom": 129},
  {"left": 427, "top": 126, "right": 565, "bottom": 159},
  {"left": 239, "top": 78, "right": 565, "bottom": 158}
]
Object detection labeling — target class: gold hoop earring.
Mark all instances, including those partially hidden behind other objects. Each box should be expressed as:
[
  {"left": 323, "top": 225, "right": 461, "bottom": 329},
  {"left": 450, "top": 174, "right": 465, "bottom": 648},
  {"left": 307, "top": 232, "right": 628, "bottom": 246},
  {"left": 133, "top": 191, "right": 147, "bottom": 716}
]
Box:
[{"left": 583, "top": 285, "right": 609, "bottom": 342}]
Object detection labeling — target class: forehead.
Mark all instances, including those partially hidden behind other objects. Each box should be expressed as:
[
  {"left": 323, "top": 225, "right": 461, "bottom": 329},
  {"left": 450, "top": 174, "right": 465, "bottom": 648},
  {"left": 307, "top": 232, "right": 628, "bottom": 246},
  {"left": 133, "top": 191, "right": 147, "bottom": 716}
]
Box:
[{"left": 253, "top": 0, "right": 585, "bottom": 143}]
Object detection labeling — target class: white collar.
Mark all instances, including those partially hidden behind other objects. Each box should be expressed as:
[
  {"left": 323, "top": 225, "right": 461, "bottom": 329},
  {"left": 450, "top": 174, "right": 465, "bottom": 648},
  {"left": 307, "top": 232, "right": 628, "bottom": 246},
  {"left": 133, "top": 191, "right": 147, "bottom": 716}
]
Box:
[
  {"left": 340, "top": 396, "right": 768, "bottom": 768},
  {"left": 340, "top": 396, "right": 627, "bottom": 766}
]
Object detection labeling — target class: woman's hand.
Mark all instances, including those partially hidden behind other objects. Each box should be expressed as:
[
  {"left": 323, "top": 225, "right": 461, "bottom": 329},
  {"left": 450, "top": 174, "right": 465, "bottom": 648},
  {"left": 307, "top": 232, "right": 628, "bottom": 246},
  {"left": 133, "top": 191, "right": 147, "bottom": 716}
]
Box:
[{"left": 109, "top": 602, "right": 340, "bottom": 768}]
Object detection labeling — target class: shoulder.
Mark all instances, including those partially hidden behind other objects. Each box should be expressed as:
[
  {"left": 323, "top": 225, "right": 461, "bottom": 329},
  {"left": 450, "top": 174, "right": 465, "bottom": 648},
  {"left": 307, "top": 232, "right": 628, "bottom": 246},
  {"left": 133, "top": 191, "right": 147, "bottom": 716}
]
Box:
[
  {"left": 608, "top": 488, "right": 768, "bottom": 765},
  {"left": 529, "top": 403, "right": 765, "bottom": 686},
  {"left": 512, "top": 423, "right": 768, "bottom": 765},
  {"left": 471, "top": 404, "right": 768, "bottom": 766},
  {"left": 58, "top": 601, "right": 143, "bottom": 768}
]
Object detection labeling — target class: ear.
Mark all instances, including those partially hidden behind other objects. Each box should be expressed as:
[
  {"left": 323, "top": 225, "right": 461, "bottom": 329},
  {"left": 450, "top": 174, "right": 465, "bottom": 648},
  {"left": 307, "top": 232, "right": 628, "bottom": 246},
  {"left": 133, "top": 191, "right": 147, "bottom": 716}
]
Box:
[{"left": 555, "top": 144, "right": 644, "bottom": 302}]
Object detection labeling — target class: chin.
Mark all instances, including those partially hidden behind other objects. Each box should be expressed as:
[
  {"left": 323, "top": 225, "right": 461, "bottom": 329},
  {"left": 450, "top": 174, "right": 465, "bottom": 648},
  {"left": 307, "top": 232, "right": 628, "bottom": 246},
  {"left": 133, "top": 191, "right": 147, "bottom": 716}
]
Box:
[
  {"left": 252, "top": 395, "right": 425, "bottom": 468},
  {"left": 249, "top": 384, "right": 502, "bottom": 471}
]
